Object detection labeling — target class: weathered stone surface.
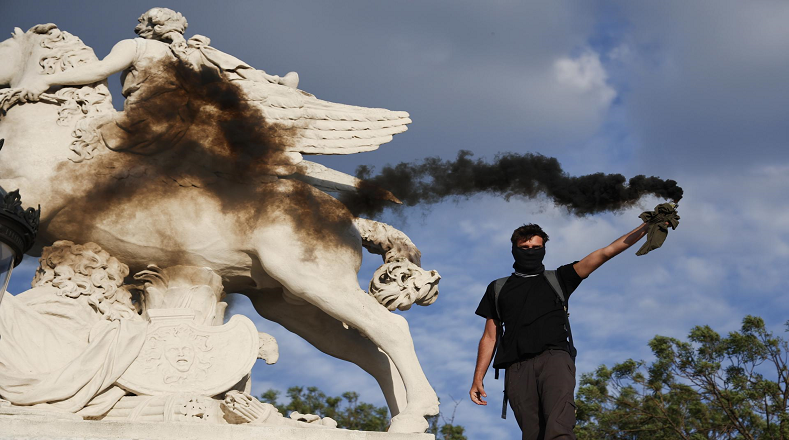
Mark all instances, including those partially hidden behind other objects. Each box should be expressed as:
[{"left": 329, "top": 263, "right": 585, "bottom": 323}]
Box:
[
  {"left": 116, "top": 314, "right": 259, "bottom": 397},
  {"left": 0, "top": 7, "right": 443, "bottom": 433},
  {"left": 0, "top": 416, "right": 435, "bottom": 440}
]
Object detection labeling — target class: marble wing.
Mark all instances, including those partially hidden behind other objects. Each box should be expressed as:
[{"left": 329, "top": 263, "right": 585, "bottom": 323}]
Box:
[
  {"left": 233, "top": 80, "right": 412, "bottom": 157},
  {"left": 179, "top": 38, "right": 408, "bottom": 200},
  {"left": 186, "top": 36, "right": 411, "bottom": 157},
  {"left": 226, "top": 79, "right": 408, "bottom": 202}
]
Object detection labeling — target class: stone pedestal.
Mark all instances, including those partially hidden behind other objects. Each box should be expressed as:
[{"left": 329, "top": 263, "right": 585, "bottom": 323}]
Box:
[{"left": 0, "top": 416, "right": 435, "bottom": 440}]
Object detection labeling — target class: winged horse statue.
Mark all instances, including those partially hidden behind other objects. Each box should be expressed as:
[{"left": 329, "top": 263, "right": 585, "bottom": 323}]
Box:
[{"left": 0, "top": 8, "right": 441, "bottom": 433}]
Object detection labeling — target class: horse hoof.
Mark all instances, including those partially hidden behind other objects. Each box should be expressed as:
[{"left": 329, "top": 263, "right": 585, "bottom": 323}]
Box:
[
  {"left": 388, "top": 413, "right": 429, "bottom": 434},
  {"left": 425, "top": 401, "right": 440, "bottom": 417}
]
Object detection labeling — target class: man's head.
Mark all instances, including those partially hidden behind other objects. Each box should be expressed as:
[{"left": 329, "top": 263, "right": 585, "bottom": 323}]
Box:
[
  {"left": 511, "top": 224, "right": 548, "bottom": 273},
  {"left": 135, "top": 8, "right": 188, "bottom": 41},
  {"left": 511, "top": 223, "right": 549, "bottom": 249}
]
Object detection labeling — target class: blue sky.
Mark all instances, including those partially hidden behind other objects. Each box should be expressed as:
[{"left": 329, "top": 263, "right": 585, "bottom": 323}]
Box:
[{"left": 3, "top": 1, "right": 789, "bottom": 438}]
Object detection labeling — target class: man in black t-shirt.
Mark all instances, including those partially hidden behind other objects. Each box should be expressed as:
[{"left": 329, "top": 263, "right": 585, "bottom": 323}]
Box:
[{"left": 470, "top": 222, "right": 651, "bottom": 439}]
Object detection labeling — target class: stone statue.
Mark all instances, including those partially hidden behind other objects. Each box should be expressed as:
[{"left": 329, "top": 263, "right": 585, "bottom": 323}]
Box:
[
  {"left": 0, "top": 7, "right": 441, "bottom": 433},
  {"left": 0, "top": 241, "right": 147, "bottom": 417},
  {"left": 0, "top": 241, "right": 335, "bottom": 428}
]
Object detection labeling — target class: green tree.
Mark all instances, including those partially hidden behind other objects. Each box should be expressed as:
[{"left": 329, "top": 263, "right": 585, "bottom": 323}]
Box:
[
  {"left": 427, "top": 396, "right": 468, "bottom": 440},
  {"left": 261, "top": 386, "right": 467, "bottom": 438},
  {"left": 576, "top": 316, "right": 789, "bottom": 440},
  {"left": 261, "top": 386, "right": 388, "bottom": 431}
]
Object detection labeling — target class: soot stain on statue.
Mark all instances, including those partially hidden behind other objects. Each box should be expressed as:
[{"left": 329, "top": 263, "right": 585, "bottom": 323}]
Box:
[
  {"left": 343, "top": 150, "right": 684, "bottom": 218},
  {"left": 66, "top": 60, "right": 353, "bottom": 256}
]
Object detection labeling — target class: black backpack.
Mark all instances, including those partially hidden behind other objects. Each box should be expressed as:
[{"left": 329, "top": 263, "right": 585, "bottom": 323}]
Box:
[{"left": 492, "top": 270, "right": 576, "bottom": 419}]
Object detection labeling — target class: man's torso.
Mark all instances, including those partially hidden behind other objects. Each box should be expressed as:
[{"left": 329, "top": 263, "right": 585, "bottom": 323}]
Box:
[{"left": 475, "top": 263, "right": 582, "bottom": 368}]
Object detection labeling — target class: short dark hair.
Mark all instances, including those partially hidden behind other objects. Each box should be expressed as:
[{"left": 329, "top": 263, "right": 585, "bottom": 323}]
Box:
[{"left": 511, "top": 223, "right": 549, "bottom": 245}]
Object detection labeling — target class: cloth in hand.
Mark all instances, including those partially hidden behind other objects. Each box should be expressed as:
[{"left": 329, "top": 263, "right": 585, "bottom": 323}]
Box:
[{"left": 636, "top": 202, "right": 680, "bottom": 256}]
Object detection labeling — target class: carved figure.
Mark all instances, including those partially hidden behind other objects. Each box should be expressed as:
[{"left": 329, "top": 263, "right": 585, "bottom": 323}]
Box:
[
  {"left": 147, "top": 325, "right": 211, "bottom": 381},
  {"left": 0, "top": 241, "right": 147, "bottom": 417},
  {"left": 134, "top": 265, "right": 227, "bottom": 326},
  {"left": 118, "top": 313, "right": 260, "bottom": 397},
  {"left": 0, "top": 8, "right": 440, "bottom": 432},
  {"left": 117, "top": 264, "right": 260, "bottom": 397},
  {"left": 221, "top": 390, "right": 337, "bottom": 428},
  {"left": 166, "top": 338, "right": 198, "bottom": 374},
  {"left": 102, "top": 391, "right": 334, "bottom": 427},
  {"left": 0, "top": 241, "right": 327, "bottom": 428}
]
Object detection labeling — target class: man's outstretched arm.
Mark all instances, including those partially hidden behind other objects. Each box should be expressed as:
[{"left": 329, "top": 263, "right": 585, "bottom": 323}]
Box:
[
  {"left": 470, "top": 318, "right": 498, "bottom": 405},
  {"left": 573, "top": 222, "right": 649, "bottom": 279}
]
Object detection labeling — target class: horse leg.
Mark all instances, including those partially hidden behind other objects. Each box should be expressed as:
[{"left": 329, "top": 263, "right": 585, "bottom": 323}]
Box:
[
  {"left": 253, "top": 246, "right": 439, "bottom": 433},
  {"left": 245, "top": 288, "right": 407, "bottom": 416}
]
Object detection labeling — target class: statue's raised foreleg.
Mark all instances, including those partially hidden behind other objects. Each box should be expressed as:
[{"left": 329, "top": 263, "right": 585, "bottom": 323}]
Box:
[
  {"left": 245, "top": 287, "right": 407, "bottom": 416},
  {"left": 355, "top": 217, "right": 441, "bottom": 312},
  {"left": 250, "top": 232, "right": 439, "bottom": 433},
  {"left": 354, "top": 217, "right": 421, "bottom": 265}
]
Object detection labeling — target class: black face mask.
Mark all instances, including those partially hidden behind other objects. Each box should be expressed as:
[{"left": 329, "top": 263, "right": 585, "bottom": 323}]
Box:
[{"left": 512, "top": 245, "right": 545, "bottom": 274}]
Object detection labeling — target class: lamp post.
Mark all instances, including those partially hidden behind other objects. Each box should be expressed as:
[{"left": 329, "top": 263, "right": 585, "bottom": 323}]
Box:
[{"left": 0, "top": 186, "right": 40, "bottom": 307}]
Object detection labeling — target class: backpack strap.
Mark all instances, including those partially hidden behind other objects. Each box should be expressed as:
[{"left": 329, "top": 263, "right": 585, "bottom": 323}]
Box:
[
  {"left": 493, "top": 277, "right": 508, "bottom": 324},
  {"left": 544, "top": 270, "right": 565, "bottom": 303},
  {"left": 492, "top": 276, "right": 508, "bottom": 380},
  {"left": 544, "top": 270, "right": 576, "bottom": 361},
  {"left": 492, "top": 276, "right": 509, "bottom": 419}
]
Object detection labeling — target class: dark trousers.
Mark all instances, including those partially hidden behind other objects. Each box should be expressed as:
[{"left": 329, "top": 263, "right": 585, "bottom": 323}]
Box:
[{"left": 506, "top": 349, "right": 576, "bottom": 440}]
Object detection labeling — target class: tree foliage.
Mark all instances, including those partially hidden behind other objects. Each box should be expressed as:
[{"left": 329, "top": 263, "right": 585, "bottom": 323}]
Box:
[
  {"left": 576, "top": 316, "right": 789, "bottom": 440},
  {"left": 261, "top": 386, "right": 389, "bottom": 431},
  {"left": 427, "top": 396, "right": 468, "bottom": 440},
  {"left": 261, "top": 386, "right": 467, "bottom": 439}
]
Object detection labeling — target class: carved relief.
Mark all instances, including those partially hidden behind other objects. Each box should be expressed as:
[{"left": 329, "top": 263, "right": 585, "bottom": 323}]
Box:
[
  {"left": 0, "top": 239, "right": 332, "bottom": 428},
  {"left": 141, "top": 324, "right": 213, "bottom": 385},
  {"left": 117, "top": 314, "right": 258, "bottom": 397},
  {"left": 369, "top": 258, "right": 440, "bottom": 311},
  {"left": 102, "top": 394, "right": 223, "bottom": 423},
  {"left": 0, "top": 24, "right": 113, "bottom": 122},
  {"left": 135, "top": 265, "right": 226, "bottom": 326},
  {"left": 0, "top": 241, "right": 146, "bottom": 416},
  {"left": 114, "top": 264, "right": 259, "bottom": 396},
  {"left": 167, "top": 395, "right": 215, "bottom": 423},
  {"left": 32, "top": 240, "right": 140, "bottom": 321}
]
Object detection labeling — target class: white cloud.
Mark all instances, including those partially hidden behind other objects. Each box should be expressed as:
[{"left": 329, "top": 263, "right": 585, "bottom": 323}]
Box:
[
  {"left": 678, "top": 256, "right": 726, "bottom": 288},
  {"left": 554, "top": 51, "right": 617, "bottom": 107},
  {"left": 3, "top": 2, "right": 789, "bottom": 439},
  {"left": 607, "top": 44, "right": 633, "bottom": 62}
]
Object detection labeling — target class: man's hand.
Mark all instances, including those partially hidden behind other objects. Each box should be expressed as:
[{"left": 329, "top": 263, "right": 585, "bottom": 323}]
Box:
[
  {"left": 470, "top": 381, "right": 488, "bottom": 405},
  {"left": 471, "top": 318, "right": 498, "bottom": 405}
]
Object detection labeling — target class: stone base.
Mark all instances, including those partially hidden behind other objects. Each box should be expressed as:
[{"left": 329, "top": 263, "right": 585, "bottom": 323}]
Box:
[{"left": 0, "top": 416, "right": 435, "bottom": 440}]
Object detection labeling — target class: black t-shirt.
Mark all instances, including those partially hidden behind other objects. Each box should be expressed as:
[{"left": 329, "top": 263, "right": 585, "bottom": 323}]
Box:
[{"left": 475, "top": 263, "right": 583, "bottom": 369}]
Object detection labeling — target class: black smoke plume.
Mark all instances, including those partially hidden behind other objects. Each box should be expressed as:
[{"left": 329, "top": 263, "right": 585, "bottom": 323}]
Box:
[{"left": 342, "top": 150, "right": 683, "bottom": 218}]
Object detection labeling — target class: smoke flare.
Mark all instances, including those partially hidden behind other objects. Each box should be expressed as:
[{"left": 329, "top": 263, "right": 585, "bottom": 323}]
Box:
[{"left": 343, "top": 150, "right": 683, "bottom": 217}]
